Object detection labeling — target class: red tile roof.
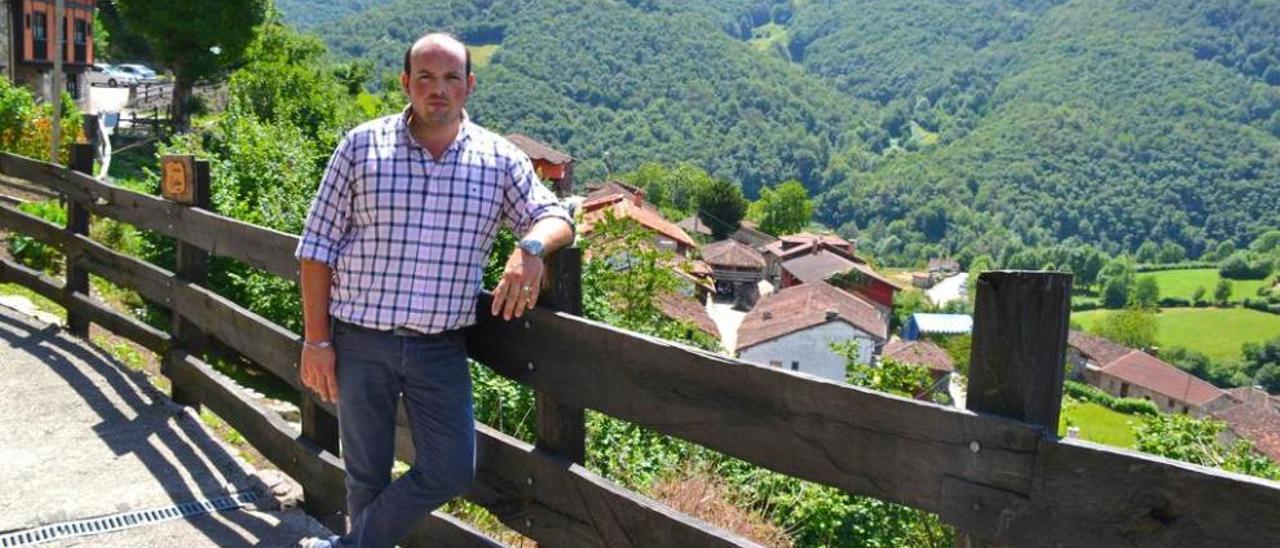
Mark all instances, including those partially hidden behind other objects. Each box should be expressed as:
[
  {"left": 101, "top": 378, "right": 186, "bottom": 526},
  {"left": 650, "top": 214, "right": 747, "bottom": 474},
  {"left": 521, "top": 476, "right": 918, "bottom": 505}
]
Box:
[
  {"left": 655, "top": 293, "right": 718, "bottom": 338},
  {"left": 677, "top": 216, "right": 713, "bottom": 237},
  {"left": 737, "top": 282, "right": 888, "bottom": 351},
  {"left": 765, "top": 233, "right": 858, "bottom": 261},
  {"left": 1213, "top": 395, "right": 1280, "bottom": 463},
  {"left": 882, "top": 340, "right": 954, "bottom": 373},
  {"left": 702, "top": 239, "right": 766, "bottom": 270},
  {"left": 1101, "top": 350, "right": 1227, "bottom": 407},
  {"left": 581, "top": 181, "right": 657, "bottom": 213},
  {"left": 781, "top": 249, "right": 860, "bottom": 283},
  {"left": 581, "top": 200, "right": 697, "bottom": 249},
  {"left": 505, "top": 133, "right": 573, "bottom": 164},
  {"left": 1067, "top": 330, "right": 1132, "bottom": 367}
]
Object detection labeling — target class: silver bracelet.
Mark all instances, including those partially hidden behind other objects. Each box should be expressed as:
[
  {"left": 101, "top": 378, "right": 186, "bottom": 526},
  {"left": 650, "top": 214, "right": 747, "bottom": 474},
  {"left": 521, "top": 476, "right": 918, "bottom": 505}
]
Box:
[{"left": 304, "top": 340, "right": 333, "bottom": 350}]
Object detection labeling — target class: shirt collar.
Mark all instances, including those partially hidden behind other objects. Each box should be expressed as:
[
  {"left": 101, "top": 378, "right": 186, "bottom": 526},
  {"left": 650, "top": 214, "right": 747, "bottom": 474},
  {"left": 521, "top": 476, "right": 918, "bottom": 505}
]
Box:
[{"left": 399, "top": 105, "right": 473, "bottom": 157}]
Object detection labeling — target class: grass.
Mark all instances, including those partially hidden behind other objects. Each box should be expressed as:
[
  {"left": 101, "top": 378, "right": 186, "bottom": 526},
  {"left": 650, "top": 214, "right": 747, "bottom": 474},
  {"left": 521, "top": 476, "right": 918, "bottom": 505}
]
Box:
[
  {"left": 1073, "top": 307, "right": 1280, "bottom": 361},
  {"left": 1137, "top": 269, "right": 1269, "bottom": 302},
  {"left": 1058, "top": 400, "right": 1142, "bottom": 448},
  {"left": 747, "top": 23, "right": 790, "bottom": 57},
  {"left": 0, "top": 282, "right": 65, "bottom": 317},
  {"left": 470, "top": 44, "right": 501, "bottom": 68}
]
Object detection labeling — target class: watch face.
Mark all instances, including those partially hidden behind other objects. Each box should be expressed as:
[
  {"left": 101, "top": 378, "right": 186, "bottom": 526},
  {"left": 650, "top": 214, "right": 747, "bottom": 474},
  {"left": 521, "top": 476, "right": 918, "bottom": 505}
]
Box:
[{"left": 520, "top": 239, "right": 545, "bottom": 257}]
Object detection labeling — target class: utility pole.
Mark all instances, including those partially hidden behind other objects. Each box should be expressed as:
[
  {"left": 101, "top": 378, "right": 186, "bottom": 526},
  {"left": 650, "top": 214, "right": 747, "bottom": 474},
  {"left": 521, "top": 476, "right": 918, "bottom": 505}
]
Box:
[{"left": 50, "top": 0, "right": 65, "bottom": 163}]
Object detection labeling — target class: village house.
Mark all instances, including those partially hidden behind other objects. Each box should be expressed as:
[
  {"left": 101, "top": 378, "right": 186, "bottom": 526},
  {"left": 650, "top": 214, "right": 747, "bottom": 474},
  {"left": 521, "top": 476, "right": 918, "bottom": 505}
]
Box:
[
  {"left": 1067, "top": 331, "right": 1233, "bottom": 415},
  {"left": 1213, "top": 387, "right": 1280, "bottom": 465},
  {"left": 736, "top": 281, "right": 889, "bottom": 382},
  {"left": 4, "top": 0, "right": 96, "bottom": 101},
  {"left": 579, "top": 182, "right": 698, "bottom": 257},
  {"left": 763, "top": 232, "right": 859, "bottom": 285},
  {"left": 701, "top": 238, "right": 766, "bottom": 308},
  {"left": 902, "top": 313, "right": 972, "bottom": 341},
  {"left": 506, "top": 133, "right": 574, "bottom": 197},
  {"left": 880, "top": 339, "right": 954, "bottom": 399},
  {"left": 654, "top": 292, "right": 720, "bottom": 345},
  {"left": 774, "top": 245, "right": 900, "bottom": 319},
  {"left": 676, "top": 216, "right": 778, "bottom": 251}
]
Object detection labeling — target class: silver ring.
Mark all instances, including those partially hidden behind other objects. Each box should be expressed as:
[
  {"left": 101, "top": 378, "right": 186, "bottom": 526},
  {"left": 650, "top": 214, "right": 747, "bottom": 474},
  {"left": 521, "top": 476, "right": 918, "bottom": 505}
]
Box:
[{"left": 522, "top": 285, "right": 531, "bottom": 293}]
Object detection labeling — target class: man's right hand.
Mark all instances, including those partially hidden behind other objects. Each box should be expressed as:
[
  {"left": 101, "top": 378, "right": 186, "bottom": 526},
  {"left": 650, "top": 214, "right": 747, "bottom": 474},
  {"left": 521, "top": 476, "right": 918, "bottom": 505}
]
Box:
[{"left": 301, "top": 344, "right": 339, "bottom": 404}]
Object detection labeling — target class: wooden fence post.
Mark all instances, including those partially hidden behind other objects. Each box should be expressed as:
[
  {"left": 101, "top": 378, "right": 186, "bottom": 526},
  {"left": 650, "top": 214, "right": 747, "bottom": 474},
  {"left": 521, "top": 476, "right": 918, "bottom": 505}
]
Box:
[
  {"left": 534, "top": 247, "right": 586, "bottom": 463},
  {"left": 957, "top": 270, "right": 1072, "bottom": 547},
  {"left": 167, "top": 159, "right": 211, "bottom": 409},
  {"left": 64, "top": 143, "right": 94, "bottom": 338}
]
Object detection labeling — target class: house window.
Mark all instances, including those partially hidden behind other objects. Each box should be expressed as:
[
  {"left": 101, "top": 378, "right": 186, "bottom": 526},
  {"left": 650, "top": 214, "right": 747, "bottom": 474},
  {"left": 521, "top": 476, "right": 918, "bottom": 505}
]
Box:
[
  {"left": 32, "top": 11, "right": 48, "bottom": 61},
  {"left": 791, "top": 361, "right": 799, "bottom": 371},
  {"left": 1120, "top": 382, "right": 1129, "bottom": 397},
  {"left": 769, "top": 360, "right": 782, "bottom": 368},
  {"left": 1181, "top": 405, "right": 1188, "bottom": 414}
]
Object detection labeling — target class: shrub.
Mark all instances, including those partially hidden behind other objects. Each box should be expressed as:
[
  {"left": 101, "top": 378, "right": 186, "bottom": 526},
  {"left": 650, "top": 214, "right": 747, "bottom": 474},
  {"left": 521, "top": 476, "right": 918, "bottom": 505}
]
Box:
[
  {"left": 1158, "top": 296, "right": 1191, "bottom": 308},
  {"left": 1219, "top": 251, "right": 1273, "bottom": 280},
  {"left": 6, "top": 200, "right": 67, "bottom": 274},
  {"left": 1111, "top": 398, "right": 1159, "bottom": 416}
]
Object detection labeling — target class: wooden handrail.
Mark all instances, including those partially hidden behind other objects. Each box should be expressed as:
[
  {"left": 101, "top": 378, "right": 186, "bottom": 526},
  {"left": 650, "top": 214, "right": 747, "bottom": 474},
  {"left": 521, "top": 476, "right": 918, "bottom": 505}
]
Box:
[{"left": 1, "top": 153, "right": 1279, "bottom": 546}]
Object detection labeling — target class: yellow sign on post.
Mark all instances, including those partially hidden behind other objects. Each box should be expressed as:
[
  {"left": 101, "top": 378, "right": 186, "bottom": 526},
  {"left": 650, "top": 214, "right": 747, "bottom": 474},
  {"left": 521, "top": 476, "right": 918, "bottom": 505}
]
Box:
[{"left": 160, "top": 155, "right": 196, "bottom": 205}]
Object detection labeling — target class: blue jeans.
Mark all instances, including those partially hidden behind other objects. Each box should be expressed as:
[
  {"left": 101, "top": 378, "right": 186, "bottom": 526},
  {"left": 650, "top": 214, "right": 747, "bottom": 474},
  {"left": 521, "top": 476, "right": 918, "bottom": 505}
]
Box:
[{"left": 332, "top": 320, "right": 475, "bottom": 548}]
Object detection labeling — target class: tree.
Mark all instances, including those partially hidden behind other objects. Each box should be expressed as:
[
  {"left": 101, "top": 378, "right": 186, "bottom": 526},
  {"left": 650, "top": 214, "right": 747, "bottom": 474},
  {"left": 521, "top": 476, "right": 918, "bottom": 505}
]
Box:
[
  {"left": 1136, "top": 240, "right": 1160, "bottom": 264},
  {"left": 1068, "top": 245, "right": 1106, "bottom": 289},
  {"left": 695, "top": 178, "right": 748, "bottom": 239},
  {"left": 1241, "top": 337, "right": 1280, "bottom": 393},
  {"left": 1099, "top": 257, "right": 1136, "bottom": 308},
  {"left": 1091, "top": 307, "right": 1158, "bottom": 349},
  {"left": 748, "top": 180, "right": 813, "bottom": 236},
  {"left": 1136, "top": 414, "right": 1279, "bottom": 481},
  {"left": 835, "top": 341, "right": 941, "bottom": 402},
  {"left": 1132, "top": 276, "right": 1160, "bottom": 309},
  {"left": 1157, "top": 242, "right": 1186, "bottom": 264},
  {"left": 115, "top": 0, "right": 270, "bottom": 131},
  {"left": 1214, "top": 279, "right": 1232, "bottom": 305},
  {"left": 1220, "top": 251, "right": 1274, "bottom": 280},
  {"left": 1192, "top": 285, "right": 1207, "bottom": 305}
]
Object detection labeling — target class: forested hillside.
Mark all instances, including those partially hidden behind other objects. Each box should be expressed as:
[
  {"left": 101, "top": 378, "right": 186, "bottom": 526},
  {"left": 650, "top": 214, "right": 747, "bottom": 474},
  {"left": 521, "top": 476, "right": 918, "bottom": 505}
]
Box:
[{"left": 275, "top": 0, "right": 1280, "bottom": 264}]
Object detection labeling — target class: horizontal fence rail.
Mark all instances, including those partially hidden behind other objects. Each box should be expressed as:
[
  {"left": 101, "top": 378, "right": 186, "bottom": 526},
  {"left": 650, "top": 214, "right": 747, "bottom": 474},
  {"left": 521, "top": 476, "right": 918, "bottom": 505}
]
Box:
[{"left": 1, "top": 150, "right": 1279, "bottom": 546}]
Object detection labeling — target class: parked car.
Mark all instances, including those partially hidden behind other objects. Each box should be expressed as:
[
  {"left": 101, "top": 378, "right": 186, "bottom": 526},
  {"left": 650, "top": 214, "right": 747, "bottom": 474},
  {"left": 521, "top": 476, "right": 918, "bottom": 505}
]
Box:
[
  {"left": 113, "top": 63, "right": 161, "bottom": 83},
  {"left": 86, "top": 63, "right": 138, "bottom": 87}
]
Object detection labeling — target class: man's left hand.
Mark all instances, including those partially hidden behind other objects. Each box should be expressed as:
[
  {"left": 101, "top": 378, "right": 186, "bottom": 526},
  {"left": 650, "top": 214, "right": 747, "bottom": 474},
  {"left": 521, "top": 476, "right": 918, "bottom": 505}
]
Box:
[{"left": 491, "top": 248, "right": 544, "bottom": 320}]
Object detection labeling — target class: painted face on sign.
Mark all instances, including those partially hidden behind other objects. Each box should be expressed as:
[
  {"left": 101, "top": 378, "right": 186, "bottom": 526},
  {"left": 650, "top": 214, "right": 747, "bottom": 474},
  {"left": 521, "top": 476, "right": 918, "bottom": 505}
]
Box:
[{"left": 165, "top": 161, "right": 187, "bottom": 196}]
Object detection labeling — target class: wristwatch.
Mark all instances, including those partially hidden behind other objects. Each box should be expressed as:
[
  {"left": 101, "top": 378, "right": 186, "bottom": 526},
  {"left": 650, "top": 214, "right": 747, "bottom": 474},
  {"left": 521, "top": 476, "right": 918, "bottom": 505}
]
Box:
[{"left": 518, "top": 237, "right": 546, "bottom": 259}]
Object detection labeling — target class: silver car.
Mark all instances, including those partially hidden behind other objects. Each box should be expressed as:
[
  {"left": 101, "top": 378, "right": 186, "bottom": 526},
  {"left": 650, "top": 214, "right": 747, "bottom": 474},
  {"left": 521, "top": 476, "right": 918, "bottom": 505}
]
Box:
[
  {"left": 113, "top": 63, "right": 161, "bottom": 83},
  {"left": 86, "top": 63, "right": 138, "bottom": 87}
]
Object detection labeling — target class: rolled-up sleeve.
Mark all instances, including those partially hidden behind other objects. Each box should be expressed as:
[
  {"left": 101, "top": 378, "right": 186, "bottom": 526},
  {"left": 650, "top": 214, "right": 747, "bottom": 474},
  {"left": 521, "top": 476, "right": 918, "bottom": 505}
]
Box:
[
  {"left": 501, "top": 152, "right": 575, "bottom": 236},
  {"left": 296, "top": 134, "right": 355, "bottom": 267}
]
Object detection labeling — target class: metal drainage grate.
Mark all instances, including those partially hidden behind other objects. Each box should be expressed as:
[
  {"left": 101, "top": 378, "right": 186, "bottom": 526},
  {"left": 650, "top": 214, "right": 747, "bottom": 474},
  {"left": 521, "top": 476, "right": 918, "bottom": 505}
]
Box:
[{"left": 0, "top": 491, "right": 259, "bottom": 547}]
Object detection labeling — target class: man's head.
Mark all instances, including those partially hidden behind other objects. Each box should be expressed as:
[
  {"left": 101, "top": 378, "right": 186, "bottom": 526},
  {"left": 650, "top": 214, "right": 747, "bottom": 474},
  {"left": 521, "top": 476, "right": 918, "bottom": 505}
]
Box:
[{"left": 401, "top": 33, "right": 474, "bottom": 129}]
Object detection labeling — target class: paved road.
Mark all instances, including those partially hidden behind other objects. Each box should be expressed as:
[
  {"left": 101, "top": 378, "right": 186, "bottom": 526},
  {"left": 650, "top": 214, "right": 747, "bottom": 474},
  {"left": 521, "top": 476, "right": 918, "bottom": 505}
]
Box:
[
  {"left": 926, "top": 273, "right": 968, "bottom": 307},
  {"left": 0, "top": 304, "right": 329, "bottom": 546}
]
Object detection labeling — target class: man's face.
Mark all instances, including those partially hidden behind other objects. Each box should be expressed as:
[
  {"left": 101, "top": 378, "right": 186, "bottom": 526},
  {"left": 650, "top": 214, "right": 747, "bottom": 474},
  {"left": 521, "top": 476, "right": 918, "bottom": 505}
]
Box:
[{"left": 401, "top": 40, "right": 474, "bottom": 128}]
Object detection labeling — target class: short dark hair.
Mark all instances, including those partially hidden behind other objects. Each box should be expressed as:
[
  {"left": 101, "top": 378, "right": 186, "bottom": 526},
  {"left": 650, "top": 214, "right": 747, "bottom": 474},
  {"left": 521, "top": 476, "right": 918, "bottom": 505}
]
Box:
[{"left": 403, "top": 33, "right": 471, "bottom": 76}]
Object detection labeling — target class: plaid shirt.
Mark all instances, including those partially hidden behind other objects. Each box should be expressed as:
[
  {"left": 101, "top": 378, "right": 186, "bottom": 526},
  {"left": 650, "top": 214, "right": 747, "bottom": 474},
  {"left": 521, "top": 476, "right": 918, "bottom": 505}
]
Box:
[{"left": 296, "top": 109, "right": 573, "bottom": 334}]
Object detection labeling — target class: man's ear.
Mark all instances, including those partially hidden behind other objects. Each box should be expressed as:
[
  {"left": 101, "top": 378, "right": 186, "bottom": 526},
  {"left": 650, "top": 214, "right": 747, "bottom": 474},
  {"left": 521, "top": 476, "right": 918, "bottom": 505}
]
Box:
[
  {"left": 467, "top": 73, "right": 477, "bottom": 96},
  {"left": 400, "top": 72, "right": 410, "bottom": 96}
]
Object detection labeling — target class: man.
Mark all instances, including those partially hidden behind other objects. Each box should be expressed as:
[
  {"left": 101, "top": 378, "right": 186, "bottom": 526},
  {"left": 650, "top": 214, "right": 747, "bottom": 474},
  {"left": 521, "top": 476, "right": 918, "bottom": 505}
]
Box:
[{"left": 295, "top": 33, "right": 574, "bottom": 547}]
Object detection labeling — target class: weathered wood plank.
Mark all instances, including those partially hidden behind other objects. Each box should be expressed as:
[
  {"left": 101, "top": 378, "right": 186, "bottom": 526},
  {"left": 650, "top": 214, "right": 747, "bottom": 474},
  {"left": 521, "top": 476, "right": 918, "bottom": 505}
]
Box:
[
  {"left": 166, "top": 353, "right": 504, "bottom": 548},
  {"left": 65, "top": 144, "right": 94, "bottom": 337},
  {"left": 535, "top": 248, "right": 586, "bottom": 463},
  {"left": 0, "top": 202, "right": 306, "bottom": 393},
  {"left": 394, "top": 421, "right": 757, "bottom": 547},
  {"left": 953, "top": 271, "right": 1072, "bottom": 546},
  {"left": 0, "top": 151, "right": 300, "bottom": 281},
  {"left": 966, "top": 271, "right": 1072, "bottom": 430},
  {"left": 169, "top": 159, "right": 213, "bottom": 408},
  {"left": 989, "top": 439, "right": 1280, "bottom": 546},
  {"left": 0, "top": 257, "right": 171, "bottom": 354},
  {"left": 467, "top": 296, "right": 1042, "bottom": 516},
  {"left": 69, "top": 293, "right": 172, "bottom": 355},
  {"left": 0, "top": 256, "right": 65, "bottom": 305}
]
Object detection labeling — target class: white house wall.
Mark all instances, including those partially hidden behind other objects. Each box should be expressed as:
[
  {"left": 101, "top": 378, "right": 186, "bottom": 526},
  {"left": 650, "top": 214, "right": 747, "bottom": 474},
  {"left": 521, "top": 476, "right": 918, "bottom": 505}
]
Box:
[{"left": 739, "top": 321, "right": 877, "bottom": 382}]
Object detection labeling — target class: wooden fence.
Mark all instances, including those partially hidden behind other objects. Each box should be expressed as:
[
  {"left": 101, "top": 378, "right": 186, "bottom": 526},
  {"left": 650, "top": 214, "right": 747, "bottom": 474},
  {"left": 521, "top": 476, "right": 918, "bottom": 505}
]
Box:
[{"left": 0, "top": 149, "right": 1278, "bottom": 546}]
